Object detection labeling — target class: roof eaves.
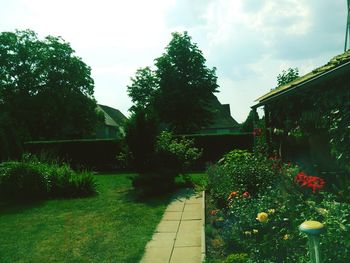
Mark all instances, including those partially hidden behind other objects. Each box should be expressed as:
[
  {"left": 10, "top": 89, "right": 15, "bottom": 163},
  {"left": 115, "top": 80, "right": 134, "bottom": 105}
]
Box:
[
  {"left": 255, "top": 50, "right": 350, "bottom": 104},
  {"left": 252, "top": 59, "right": 350, "bottom": 109}
]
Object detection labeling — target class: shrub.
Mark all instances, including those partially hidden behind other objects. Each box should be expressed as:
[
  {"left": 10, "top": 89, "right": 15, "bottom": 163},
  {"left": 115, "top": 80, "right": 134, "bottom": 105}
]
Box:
[
  {"left": 0, "top": 161, "right": 49, "bottom": 200},
  {"left": 221, "top": 253, "right": 249, "bottom": 263},
  {"left": 207, "top": 150, "right": 278, "bottom": 207},
  {"left": 131, "top": 131, "right": 202, "bottom": 195},
  {"left": 0, "top": 157, "right": 97, "bottom": 200}
]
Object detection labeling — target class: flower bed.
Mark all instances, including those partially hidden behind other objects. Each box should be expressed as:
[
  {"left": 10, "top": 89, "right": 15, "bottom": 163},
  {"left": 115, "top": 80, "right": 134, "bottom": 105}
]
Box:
[{"left": 205, "top": 150, "right": 350, "bottom": 263}]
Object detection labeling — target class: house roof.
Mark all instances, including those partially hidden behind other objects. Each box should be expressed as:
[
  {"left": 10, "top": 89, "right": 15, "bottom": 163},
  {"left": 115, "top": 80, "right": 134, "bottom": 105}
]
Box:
[
  {"left": 97, "top": 104, "right": 127, "bottom": 127},
  {"left": 206, "top": 94, "right": 239, "bottom": 129},
  {"left": 254, "top": 50, "right": 350, "bottom": 107}
]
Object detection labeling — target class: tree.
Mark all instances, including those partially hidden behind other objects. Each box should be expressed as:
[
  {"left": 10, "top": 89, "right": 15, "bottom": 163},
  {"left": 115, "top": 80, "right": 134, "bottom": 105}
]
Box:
[
  {"left": 0, "top": 30, "right": 102, "bottom": 142},
  {"left": 127, "top": 31, "right": 219, "bottom": 133},
  {"left": 276, "top": 67, "right": 299, "bottom": 87},
  {"left": 154, "top": 32, "right": 219, "bottom": 133},
  {"left": 127, "top": 67, "right": 158, "bottom": 113}
]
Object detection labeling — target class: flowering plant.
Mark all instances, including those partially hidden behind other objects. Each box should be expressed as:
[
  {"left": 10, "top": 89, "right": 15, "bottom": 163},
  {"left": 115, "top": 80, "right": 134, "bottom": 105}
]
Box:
[
  {"left": 256, "top": 212, "right": 268, "bottom": 223},
  {"left": 294, "top": 172, "right": 325, "bottom": 193}
]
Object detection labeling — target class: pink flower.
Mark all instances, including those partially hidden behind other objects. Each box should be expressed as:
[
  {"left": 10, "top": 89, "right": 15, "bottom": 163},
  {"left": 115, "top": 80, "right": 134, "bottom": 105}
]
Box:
[{"left": 242, "top": 191, "right": 250, "bottom": 198}]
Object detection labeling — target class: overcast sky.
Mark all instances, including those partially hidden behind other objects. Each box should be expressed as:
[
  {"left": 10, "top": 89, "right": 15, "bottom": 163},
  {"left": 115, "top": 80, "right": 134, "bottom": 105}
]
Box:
[{"left": 1, "top": 0, "right": 348, "bottom": 122}]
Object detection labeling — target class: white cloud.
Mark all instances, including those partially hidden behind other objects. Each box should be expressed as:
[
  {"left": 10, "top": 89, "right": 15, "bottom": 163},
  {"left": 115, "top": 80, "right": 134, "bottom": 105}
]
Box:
[{"left": 0, "top": 0, "right": 347, "bottom": 122}]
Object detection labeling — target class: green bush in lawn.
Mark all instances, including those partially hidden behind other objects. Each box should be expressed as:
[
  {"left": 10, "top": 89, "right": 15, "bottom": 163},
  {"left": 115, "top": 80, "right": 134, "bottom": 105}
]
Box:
[
  {"left": 207, "top": 150, "right": 278, "bottom": 208},
  {"left": 0, "top": 156, "right": 97, "bottom": 200},
  {"left": 0, "top": 161, "right": 49, "bottom": 199},
  {"left": 132, "top": 131, "right": 202, "bottom": 195}
]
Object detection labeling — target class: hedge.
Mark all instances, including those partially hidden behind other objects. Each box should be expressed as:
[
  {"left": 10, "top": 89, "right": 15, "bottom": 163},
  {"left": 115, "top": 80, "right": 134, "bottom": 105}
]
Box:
[
  {"left": 180, "top": 133, "right": 253, "bottom": 169},
  {"left": 24, "top": 139, "right": 123, "bottom": 171}
]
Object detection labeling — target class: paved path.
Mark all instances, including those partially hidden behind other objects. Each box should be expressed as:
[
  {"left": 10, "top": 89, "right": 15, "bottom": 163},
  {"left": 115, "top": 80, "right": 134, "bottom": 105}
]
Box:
[{"left": 140, "top": 190, "right": 205, "bottom": 263}]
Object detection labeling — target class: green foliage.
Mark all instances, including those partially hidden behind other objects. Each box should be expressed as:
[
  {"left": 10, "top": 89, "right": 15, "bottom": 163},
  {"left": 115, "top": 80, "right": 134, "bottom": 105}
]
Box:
[
  {"left": 25, "top": 139, "right": 124, "bottom": 171},
  {"left": 327, "top": 104, "right": 350, "bottom": 172},
  {"left": 0, "top": 161, "right": 49, "bottom": 199},
  {"left": 0, "top": 156, "right": 97, "bottom": 200},
  {"left": 154, "top": 32, "right": 219, "bottom": 133},
  {"left": 131, "top": 131, "right": 202, "bottom": 196},
  {"left": 127, "top": 31, "right": 219, "bottom": 133},
  {"left": 125, "top": 110, "right": 158, "bottom": 173},
  {"left": 207, "top": 150, "right": 278, "bottom": 207},
  {"left": 156, "top": 131, "right": 202, "bottom": 170},
  {"left": 0, "top": 109, "right": 22, "bottom": 161},
  {"left": 127, "top": 67, "right": 158, "bottom": 113},
  {"left": 0, "top": 29, "right": 102, "bottom": 143},
  {"left": 221, "top": 253, "right": 249, "bottom": 263},
  {"left": 268, "top": 78, "right": 350, "bottom": 173},
  {"left": 276, "top": 67, "right": 299, "bottom": 87},
  {"left": 206, "top": 160, "right": 350, "bottom": 263},
  {"left": 241, "top": 109, "right": 259, "bottom": 133}
]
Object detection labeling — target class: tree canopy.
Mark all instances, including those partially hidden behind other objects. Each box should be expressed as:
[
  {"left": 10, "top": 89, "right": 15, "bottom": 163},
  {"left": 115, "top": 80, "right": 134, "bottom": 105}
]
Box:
[
  {"left": 127, "top": 31, "right": 219, "bottom": 133},
  {"left": 0, "top": 30, "right": 102, "bottom": 143},
  {"left": 276, "top": 67, "right": 299, "bottom": 87}
]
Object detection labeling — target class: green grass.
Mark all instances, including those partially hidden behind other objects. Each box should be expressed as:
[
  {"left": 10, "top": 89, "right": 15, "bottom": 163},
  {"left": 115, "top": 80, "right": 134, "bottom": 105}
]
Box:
[{"left": 0, "top": 173, "right": 170, "bottom": 263}]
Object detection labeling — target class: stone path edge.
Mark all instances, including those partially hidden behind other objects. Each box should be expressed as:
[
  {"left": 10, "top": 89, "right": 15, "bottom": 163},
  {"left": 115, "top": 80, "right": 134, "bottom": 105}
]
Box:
[{"left": 201, "top": 191, "right": 206, "bottom": 262}]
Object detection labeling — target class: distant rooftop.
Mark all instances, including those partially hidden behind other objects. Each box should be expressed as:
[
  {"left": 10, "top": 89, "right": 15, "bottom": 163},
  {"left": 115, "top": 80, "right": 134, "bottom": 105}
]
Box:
[{"left": 97, "top": 104, "right": 127, "bottom": 127}]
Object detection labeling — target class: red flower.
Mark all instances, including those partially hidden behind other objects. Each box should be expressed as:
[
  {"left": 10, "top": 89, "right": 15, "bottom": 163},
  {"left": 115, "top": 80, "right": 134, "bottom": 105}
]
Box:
[
  {"left": 242, "top": 191, "right": 250, "bottom": 198},
  {"left": 228, "top": 191, "right": 238, "bottom": 200},
  {"left": 210, "top": 210, "right": 219, "bottom": 216},
  {"left": 294, "top": 172, "right": 325, "bottom": 193}
]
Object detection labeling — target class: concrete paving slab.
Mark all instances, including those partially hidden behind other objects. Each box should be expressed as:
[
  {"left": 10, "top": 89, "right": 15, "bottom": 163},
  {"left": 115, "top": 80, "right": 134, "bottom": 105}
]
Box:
[
  {"left": 183, "top": 203, "right": 202, "bottom": 212},
  {"left": 146, "top": 232, "right": 176, "bottom": 247},
  {"left": 140, "top": 245, "right": 173, "bottom": 263},
  {"left": 170, "top": 247, "right": 202, "bottom": 263},
  {"left": 156, "top": 220, "right": 180, "bottom": 233},
  {"left": 185, "top": 195, "right": 202, "bottom": 204},
  {"left": 182, "top": 210, "right": 202, "bottom": 220},
  {"left": 162, "top": 211, "right": 182, "bottom": 221},
  {"left": 178, "top": 220, "right": 201, "bottom": 233},
  {"left": 165, "top": 201, "right": 185, "bottom": 212},
  {"left": 174, "top": 226, "right": 201, "bottom": 247}
]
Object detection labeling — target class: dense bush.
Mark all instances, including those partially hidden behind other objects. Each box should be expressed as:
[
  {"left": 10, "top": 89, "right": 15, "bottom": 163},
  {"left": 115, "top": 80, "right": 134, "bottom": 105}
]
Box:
[
  {"left": 207, "top": 150, "right": 278, "bottom": 207},
  {"left": 0, "top": 157, "right": 97, "bottom": 200},
  {"left": 132, "top": 131, "right": 202, "bottom": 195}
]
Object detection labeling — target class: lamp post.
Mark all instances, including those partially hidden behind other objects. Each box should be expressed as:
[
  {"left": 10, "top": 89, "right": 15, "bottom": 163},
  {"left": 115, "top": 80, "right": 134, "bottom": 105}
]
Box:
[{"left": 299, "top": 221, "right": 325, "bottom": 263}]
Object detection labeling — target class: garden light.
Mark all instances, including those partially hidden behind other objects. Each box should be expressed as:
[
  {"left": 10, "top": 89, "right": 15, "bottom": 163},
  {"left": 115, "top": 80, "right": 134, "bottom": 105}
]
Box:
[{"left": 299, "top": 221, "right": 325, "bottom": 263}]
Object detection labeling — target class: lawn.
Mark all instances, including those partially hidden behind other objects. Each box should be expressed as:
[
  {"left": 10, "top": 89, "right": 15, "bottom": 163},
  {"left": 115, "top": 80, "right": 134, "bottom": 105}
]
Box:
[{"left": 0, "top": 173, "right": 170, "bottom": 263}]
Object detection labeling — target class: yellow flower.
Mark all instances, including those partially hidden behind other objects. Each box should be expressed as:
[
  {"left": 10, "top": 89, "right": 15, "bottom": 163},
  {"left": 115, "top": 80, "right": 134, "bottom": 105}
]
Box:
[
  {"left": 252, "top": 229, "right": 259, "bottom": 234},
  {"left": 244, "top": 231, "right": 252, "bottom": 236},
  {"left": 283, "top": 234, "right": 290, "bottom": 240},
  {"left": 268, "top": 209, "right": 275, "bottom": 214},
  {"left": 256, "top": 212, "right": 268, "bottom": 222}
]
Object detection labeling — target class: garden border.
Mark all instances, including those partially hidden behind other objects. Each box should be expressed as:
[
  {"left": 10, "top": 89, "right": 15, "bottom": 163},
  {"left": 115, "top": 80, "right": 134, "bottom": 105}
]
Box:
[{"left": 201, "top": 190, "right": 206, "bottom": 262}]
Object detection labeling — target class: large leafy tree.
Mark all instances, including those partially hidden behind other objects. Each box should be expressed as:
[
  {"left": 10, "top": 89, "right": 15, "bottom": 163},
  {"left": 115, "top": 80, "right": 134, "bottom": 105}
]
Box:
[
  {"left": 128, "top": 31, "right": 219, "bottom": 133},
  {"left": 127, "top": 67, "right": 158, "bottom": 113},
  {"left": 0, "top": 30, "right": 102, "bottom": 143}
]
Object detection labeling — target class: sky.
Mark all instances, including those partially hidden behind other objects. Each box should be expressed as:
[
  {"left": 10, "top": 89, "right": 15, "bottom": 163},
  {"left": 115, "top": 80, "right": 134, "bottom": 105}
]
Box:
[{"left": 0, "top": 0, "right": 348, "bottom": 122}]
